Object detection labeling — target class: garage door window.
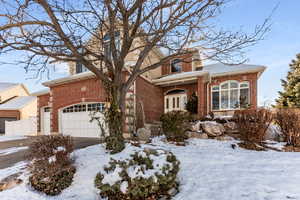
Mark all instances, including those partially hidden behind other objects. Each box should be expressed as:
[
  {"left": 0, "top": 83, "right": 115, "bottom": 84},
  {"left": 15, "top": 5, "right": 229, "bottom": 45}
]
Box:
[
  {"left": 44, "top": 107, "right": 51, "bottom": 112},
  {"left": 63, "top": 103, "right": 105, "bottom": 113}
]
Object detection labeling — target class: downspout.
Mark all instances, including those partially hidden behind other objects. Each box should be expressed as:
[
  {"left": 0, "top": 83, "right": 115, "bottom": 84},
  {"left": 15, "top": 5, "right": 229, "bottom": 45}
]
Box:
[{"left": 206, "top": 74, "right": 212, "bottom": 115}]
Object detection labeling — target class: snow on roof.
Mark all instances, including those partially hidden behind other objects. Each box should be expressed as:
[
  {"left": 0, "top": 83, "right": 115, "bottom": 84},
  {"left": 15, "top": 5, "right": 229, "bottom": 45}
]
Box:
[
  {"left": 153, "top": 63, "right": 266, "bottom": 84},
  {"left": 0, "top": 96, "right": 36, "bottom": 110},
  {"left": 0, "top": 82, "right": 19, "bottom": 93},
  {"left": 31, "top": 89, "right": 50, "bottom": 96},
  {"left": 43, "top": 71, "right": 95, "bottom": 87},
  {"left": 202, "top": 63, "right": 266, "bottom": 76},
  {"left": 153, "top": 70, "right": 208, "bottom": 83}
]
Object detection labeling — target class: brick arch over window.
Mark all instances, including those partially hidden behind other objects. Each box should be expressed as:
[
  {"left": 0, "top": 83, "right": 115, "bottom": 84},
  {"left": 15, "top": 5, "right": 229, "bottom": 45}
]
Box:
[{"left": 165, "top": 88, "right": 186, "bottom": 95}]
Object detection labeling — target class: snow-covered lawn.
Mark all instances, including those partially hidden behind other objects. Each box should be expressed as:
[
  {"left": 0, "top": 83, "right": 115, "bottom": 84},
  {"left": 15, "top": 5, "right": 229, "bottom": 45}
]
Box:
[
  {"left": 0, "top": 136, "right": 27, "bottom": 142},
  {"left": 1, "top": 138, "right": 300, "bottom": 200}
]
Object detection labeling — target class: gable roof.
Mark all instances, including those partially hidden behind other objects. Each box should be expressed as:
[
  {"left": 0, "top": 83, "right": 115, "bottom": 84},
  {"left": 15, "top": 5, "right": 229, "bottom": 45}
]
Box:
[
  {"left": 153, "top": 63, "right": 266, "bottom": 85},
  {"left": 0, "top": 82, "right": 19, "bottom": 93},
  {"left": 0, "top": 82, "right": 30, "bottom": 95},
  {"left": 0, "top": 96, "right": 36, "bottom": 110}
]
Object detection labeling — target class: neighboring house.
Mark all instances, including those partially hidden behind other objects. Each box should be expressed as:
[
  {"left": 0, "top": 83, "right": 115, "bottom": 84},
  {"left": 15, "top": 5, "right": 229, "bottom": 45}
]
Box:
[
  {"left": 36, "top": 44, "right": 266, "bottom": 138},
  {"left": 0, "top": 83, "right": 37, "bottom": 133}
]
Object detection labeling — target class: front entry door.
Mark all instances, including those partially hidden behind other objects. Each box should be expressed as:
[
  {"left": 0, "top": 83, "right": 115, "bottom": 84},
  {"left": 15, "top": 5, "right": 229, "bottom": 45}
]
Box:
[{"left": 164, "top": 93, "right": 187, "bottom": 113}]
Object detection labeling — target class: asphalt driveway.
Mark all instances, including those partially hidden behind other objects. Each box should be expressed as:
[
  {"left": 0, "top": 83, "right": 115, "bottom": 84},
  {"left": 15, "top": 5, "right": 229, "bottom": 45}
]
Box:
[{"left": 0, "top": 137, "right": 100, "bottom": 169}]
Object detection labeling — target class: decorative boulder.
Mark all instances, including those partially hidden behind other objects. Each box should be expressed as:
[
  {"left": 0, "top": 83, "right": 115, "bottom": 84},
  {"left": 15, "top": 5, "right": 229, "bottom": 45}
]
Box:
[
  {"left": 0, "top": 173, "right": 23, "bottom": 192},
  {"left": 265, "top": 124, "right": 285, "bottom": 142},
  {"left": 186, "top": 131, "right": 208, "bottom": 139},
  {"left": 216, "top": 135, "right": 233, "bottom": 141},
  {"left": 224, "top": 122, "right": 238, "bottom": 133},
  {"left": 189, "top": 121, "right": 202, "bottom": 132},
  {"left": 201, "top": 121, "right": 225, "bottom": 137},
  {"left": 137, "top": 127, "right": 151, "bottom": 143}
]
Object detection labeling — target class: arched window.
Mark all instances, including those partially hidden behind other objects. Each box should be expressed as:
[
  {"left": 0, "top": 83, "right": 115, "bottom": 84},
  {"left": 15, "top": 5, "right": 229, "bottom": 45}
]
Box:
[{"left": 211, "top": 81, "right": 250, "bottom": 110}]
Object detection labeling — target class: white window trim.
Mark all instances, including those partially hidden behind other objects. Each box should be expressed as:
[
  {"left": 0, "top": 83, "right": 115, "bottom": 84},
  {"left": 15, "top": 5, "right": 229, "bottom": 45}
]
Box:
[
  {"left": 164, "top": 93, "right": 187, "bottom": 113},
  {"left": 211, "top": 80, "right": 250, "bottom": 111}
]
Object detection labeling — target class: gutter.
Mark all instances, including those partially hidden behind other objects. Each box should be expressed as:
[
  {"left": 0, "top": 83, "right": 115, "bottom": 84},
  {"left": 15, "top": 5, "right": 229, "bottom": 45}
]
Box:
[{"left": 43, "top": 72, "right": 95, "bottom": 87}]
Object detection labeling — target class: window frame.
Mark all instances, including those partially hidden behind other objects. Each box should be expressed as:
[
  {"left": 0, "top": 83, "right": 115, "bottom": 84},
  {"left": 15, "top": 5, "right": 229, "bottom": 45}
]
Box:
[
  {"left": 211, "top": 80, "right": 250, "bottom": 111},
  {"left": 103, "top": 31, "right": 121, "bottom": 60},
  {"left": 170, "top": 58, "right": 182, "bottom": 73},
  {"left": 62, "top": 103, "right": 106, "bottom": 113}
]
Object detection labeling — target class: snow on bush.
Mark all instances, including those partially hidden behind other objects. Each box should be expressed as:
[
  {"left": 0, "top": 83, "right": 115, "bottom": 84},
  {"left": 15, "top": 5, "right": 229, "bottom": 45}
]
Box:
[
  {"left": 28, "top": 135, "right": 75, "bottom": 196},
  {"left": 95, "top": 148, "right": 180, "bottom": 200}
]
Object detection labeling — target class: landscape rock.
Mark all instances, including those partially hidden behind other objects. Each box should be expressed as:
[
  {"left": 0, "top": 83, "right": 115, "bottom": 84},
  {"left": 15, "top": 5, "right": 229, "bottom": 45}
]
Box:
[
  {"left": 216, "top": 135, "right": 233, "bottom": 141},
  {"left": 224, "top": 122, "right": 238, "bottom": 132},
  {"left": 186, "top": 131, "right": 208, "bottom": 139},
  {"left": 188, "top": 121, "right": 202, "bottom": 132},
  {"left": 0, "top": 173, "right": 23, "bottom": 192},
  {"left": 265, "top": 124, "right": 285, "bottom": 142},
  {"left": 201, "top": 121, "right": 225, "bottom": 137},
  {"left": 137, "top": 127, "right": 151, "bottom": 143}
]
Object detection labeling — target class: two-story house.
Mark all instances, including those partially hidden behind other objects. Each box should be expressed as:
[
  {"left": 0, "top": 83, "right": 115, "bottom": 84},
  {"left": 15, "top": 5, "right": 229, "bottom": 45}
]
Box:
[
  {"left": 36, "top": 43, "right": 265, "bottom": 138},
  {"left": 0, "top": 82, "right": 37, "bottom": 133}
]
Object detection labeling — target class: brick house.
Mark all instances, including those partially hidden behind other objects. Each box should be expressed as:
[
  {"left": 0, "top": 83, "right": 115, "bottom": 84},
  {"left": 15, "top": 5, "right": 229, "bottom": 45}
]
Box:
[{"left": 36, "top": 46, "right": 265, "bottom": 137}]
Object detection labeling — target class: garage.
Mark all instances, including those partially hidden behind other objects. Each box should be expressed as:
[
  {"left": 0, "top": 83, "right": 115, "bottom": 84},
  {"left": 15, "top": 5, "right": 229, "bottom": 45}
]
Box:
[
  {"left": 59, "top": 103, "right": 106, "bottom": 138},
  {"left": 0, "top": 117, "right": 17, "bottom": 133}
]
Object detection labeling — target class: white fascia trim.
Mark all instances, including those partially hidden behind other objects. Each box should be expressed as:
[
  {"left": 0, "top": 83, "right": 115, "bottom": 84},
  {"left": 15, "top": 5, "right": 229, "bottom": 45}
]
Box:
[
  {"left": 210, "top": 66, "right": 266, "bottom": 78},
  {"left": 153, "top": 71, "right": 209, "bottom": 84},
  {"left": 43, "top": 72, "right": 95, "bottom": 87},
  {"left": 31, "top": 89, "right": 50, "bottom": 96},
  {"left": 154, "top": 77, "right": 199, "bottom": 86}
]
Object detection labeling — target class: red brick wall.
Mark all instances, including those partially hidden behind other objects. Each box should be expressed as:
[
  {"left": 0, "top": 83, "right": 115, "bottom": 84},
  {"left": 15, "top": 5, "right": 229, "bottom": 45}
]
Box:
[
  {"left": 197, "top": 77, "right": 207, "bottom": 117},
  {"left": 208, "top": 73, "right": 258, "bottom": 113},
  {"left": 50, "top": 78, "right": 108, "bottom": 132},
  {"left": 37, "top": 93, "right": 50, "bottom": 132},
  {"left": 0, "top": 110, "right": 20, "bottom": 119},
  {"left": 136, "top": 76, "right": 164, "bottom": 123},
  {"left": 161, "top": 53, "right": 193, "bottom": 76}
]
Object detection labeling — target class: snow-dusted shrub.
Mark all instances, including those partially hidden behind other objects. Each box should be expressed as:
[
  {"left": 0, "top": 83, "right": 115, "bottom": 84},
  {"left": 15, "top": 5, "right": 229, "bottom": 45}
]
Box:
[
  {"left": 274, "top": 109, "right": 300, "bottom": 146},
  {"left": 28, "top": 135, "right": 75, "bottom": 196},
  {"left": 233, "top": 109, "right": 273, "bottom": 144},
  {"left": 160, "top": 111, "right": 191, "bottom": 142},
  {"left": 95, "top": 148, "right": 180, "bottom": 200}
]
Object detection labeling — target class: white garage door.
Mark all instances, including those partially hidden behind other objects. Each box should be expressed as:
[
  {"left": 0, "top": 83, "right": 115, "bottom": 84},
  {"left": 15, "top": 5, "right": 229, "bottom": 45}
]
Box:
[
  {"left": 42, "top": 107, "right": 51, "bottom": 135},
  {"left": 60, "top": 103, "right": 106, "bottom": 138}
]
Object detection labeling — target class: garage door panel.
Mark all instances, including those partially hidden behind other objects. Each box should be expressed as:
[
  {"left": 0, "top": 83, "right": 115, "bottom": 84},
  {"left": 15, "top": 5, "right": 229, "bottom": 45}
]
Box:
[{"left": 60, "top": 103, "right": 105, "bottom": 138}]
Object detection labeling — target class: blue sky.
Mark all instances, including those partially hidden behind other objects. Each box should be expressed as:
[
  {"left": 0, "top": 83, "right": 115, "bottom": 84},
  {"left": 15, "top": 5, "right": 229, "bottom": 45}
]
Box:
[{"left": 0, "top": 0, "right": 299, "bottom": 105}]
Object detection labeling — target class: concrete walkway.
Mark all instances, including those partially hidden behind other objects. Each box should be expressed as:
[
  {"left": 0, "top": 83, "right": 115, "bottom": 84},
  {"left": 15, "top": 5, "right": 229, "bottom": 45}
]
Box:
[{"left": 0, "top": 137, "right": 100, "bottom": 169}]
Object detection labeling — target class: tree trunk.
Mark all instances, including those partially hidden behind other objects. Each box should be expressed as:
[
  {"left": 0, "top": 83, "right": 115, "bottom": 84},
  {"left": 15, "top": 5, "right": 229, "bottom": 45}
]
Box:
[{"left": 104, "top": 84, "right": 126, "bottom": 154}]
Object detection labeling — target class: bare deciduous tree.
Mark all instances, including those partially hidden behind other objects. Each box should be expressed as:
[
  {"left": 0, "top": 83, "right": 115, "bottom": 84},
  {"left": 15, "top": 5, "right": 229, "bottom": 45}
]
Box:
[{"left": 0, "top": 0, "right": 270, "bottom": 153}]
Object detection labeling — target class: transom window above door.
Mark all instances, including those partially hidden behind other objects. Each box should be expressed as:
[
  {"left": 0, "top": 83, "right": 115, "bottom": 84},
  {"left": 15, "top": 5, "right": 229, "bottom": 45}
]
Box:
[
  {"left": 164, "top": 89, "right": 187, "bottom": 113},
  {"left": 171, "top": 59, "right": 182, "bottom": 73},
  {"left": 212, "top": 80, "right": 250, "bottom": 111}
]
